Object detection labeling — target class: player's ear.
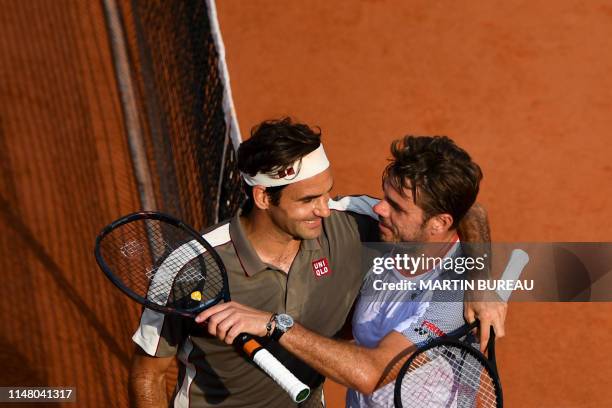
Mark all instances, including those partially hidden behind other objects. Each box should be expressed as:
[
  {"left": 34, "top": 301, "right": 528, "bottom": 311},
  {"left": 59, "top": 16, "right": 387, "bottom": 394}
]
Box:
[
  {"left": 252, "top": 186, "right": 270, "bottom": 210},
  {"left": 429, "top": 213, "right": 454, "bottom": 233}
]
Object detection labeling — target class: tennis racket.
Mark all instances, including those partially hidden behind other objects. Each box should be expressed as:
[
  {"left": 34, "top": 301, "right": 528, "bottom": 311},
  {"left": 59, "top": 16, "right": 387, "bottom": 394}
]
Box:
[
  {"left": 394, "top": 320, "right": 500, "bottom": 408},
  {"left": 394, "top": 249, "right": 529, "bottom": 408},
  {"left": 94, "top": 211, "right": 311, "bottom": 403}
]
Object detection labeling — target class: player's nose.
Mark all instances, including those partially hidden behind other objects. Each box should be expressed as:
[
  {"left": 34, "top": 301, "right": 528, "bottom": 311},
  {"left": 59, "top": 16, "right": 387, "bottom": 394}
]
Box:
[
  {"left": 314, "top": 196, "right": 331, "bottom": 218},
  {"left": 373, "top": 200, "right": 389, "bottom": 217}
]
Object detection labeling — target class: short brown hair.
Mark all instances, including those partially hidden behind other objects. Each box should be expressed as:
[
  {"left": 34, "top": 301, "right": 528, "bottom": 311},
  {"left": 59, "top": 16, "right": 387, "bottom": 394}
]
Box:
[
  {"left": 383, "top": 135, "right": 482, "bottom": 228},
  {"left": 237, "top": 117, "right": 322, "bottom": 211}
]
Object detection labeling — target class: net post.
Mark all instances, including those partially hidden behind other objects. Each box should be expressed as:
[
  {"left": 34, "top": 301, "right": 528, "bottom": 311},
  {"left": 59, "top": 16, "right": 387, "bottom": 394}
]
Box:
[{"left": 101, "top": 0, "right": 157, "bottom": 212}]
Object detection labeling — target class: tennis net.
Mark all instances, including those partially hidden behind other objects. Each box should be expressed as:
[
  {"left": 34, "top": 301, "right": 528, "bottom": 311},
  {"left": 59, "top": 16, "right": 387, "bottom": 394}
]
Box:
[{"left": 106, "top": 0, "right": 244, "bottom": 229}]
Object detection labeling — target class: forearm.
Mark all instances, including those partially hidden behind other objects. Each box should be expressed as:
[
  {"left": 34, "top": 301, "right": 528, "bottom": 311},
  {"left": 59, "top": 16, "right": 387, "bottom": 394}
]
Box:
[
  {"left": 458, "top": 202, "right": 490, "bottom": 243},
  {"left": 279, "top": 324, "right": 387, "bottom": 394},
  {"left": 196, "top": 302, "right": 414, "bottom": 393},
  {"left": 129, "top": 369, "right": 167, "bottom": 408},
  {"left": 458, "top": 205, "right": 508, "bottom": 343},
  {"left": 128, "top": 350, "right": 172, "bottom": 408},
  {"left": 459, "top": 202, "right": 492, "bottom": 280}
]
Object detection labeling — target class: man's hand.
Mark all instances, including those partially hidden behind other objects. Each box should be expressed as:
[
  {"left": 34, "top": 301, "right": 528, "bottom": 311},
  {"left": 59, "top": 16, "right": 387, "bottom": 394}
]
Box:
[
  {"left": 195, "top": 301, "right": 273, "bottom": 344},
  {"left": 464, "top": 294, "right": 507, "bottom": 352}
]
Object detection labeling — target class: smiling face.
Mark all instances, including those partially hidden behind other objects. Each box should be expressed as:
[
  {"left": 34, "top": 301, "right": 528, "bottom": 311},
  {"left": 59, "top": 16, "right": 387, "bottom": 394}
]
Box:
[
  {"left": 373, "top": 180, "right": 432, "bottom": 243},
  {"left": 265, "top": 169, "right": 334, "bottom": 240}
]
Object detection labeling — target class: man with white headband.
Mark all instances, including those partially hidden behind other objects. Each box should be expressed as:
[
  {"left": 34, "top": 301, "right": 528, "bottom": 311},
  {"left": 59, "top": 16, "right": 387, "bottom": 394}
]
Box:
[
  {"left": 130, "top": 118, "right": 502, "bottom": 407},
  {"left": 241, "top": 144, "right": 330, "bottom": 188}
]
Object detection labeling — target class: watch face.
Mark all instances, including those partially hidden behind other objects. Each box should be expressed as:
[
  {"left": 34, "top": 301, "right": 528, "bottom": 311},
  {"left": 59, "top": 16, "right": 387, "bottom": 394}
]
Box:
[{"left": 276, "top": 313, "right": 294, "bottom": 330}]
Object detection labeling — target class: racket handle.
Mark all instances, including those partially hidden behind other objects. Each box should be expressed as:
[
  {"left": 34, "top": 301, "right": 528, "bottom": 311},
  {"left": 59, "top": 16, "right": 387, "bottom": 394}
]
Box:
[
  {"left": 239, "top": 335, "right": 311, "bottom": 403},
  {"left": 496, "top": 249, "right": 530, "bottom": 302}
]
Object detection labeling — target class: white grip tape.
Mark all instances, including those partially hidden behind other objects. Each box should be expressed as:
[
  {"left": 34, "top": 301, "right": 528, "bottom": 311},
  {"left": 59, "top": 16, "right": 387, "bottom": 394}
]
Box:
[
  {"left": 496, "top": 249, "right": 530, "bottom": 302},
  {"left": 252, "top": 348, "right": 310, "bottom": 403}
]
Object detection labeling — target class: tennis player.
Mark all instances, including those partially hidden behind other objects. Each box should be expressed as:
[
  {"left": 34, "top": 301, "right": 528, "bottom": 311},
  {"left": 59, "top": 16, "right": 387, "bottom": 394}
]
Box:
[
  {"left": 197, "top": 134, "right": 502, "bottom": 407},
  {"left": 130, "top": 119, "right": 501, "bottom": 407}
]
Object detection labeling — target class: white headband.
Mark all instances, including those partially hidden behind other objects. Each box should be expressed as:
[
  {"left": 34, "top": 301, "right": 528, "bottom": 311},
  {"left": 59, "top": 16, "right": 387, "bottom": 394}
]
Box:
[{"left": 241, "top": 144, "right": 330, "bottom": 187}]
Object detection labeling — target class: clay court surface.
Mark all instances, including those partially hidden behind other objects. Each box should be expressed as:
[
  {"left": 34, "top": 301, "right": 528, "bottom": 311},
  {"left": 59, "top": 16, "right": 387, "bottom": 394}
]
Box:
[{"left": 1, "top": 1, "right": 611, "bottom": 406}]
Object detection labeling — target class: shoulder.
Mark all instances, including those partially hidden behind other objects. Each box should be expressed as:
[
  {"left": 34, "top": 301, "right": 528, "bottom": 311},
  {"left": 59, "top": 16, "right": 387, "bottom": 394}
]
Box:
[
  {"left": 200, "top": 218, "right": 232, "bottom": 248},
  {"left": 324, "top": 195, "right": 380, "bottom": 243},
  {"left": 328, "top": 195, "right": 380, "bottom": 219}
]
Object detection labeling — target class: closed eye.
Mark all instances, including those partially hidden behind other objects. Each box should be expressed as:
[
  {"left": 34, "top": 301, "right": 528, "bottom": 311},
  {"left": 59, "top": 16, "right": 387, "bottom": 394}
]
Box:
[
  {"left": 298, "top": 183, "right": 334, "bottom": 203},
  {"left": 386, "top": 196, "right": 405, "bottom": 213}
]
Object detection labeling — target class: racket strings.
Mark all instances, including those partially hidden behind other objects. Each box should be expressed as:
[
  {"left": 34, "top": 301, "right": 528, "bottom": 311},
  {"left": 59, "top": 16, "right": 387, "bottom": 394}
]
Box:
[
  {"left": 99, "top": 219, "right": 225, "bottom": 309},
  {"left": 399, "top": 344, "right": 497, "bottom": 407}
]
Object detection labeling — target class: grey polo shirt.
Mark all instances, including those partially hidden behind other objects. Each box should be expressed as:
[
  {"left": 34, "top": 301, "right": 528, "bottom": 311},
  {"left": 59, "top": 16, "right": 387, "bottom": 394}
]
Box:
[{"left": 132, "top": 196, "right": 379, "bottom": 408}]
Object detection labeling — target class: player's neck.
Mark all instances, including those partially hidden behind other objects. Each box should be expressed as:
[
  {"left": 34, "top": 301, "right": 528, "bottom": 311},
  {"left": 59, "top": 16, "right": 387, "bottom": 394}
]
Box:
[
  {"left": 398, "top": 231, "right": 459, "bottom": 276},
  {"left": 421, "top": 230, "right": 459, "bottom": 257},
  {"left": 426, "top": 230, "right": 459, "bottom": 245},
  {"left": 240, "top": 212, "right": 301, "bottom": 273}
]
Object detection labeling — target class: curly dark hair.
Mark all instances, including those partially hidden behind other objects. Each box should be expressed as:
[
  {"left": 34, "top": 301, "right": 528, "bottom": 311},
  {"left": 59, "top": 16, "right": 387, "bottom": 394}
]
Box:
[
  {"left": 237, "top": 117, "right": 322, "bottom": 212},
  {"left": 383, "top": 135, "right": 482, "bottom": 228}
]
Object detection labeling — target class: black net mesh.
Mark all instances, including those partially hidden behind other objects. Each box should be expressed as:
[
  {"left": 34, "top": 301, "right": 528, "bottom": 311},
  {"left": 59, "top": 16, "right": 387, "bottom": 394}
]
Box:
[{"left": 123, "top": 0, "right": 244, "bottom": 229}]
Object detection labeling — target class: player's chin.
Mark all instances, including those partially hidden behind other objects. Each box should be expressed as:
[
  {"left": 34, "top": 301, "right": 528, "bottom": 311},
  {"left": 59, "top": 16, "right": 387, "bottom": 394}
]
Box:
[
  {"left": 298, "top": 221, "right": 322, "bottom": 239},
  {"left": 378, "top": 229, "right": 394, "bottom": 242}
]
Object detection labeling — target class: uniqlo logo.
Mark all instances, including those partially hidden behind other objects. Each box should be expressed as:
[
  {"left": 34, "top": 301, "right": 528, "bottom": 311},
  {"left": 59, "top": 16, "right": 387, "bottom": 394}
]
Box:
[{"left": 312, "top": 257, "right": 332, "bottom": 278}]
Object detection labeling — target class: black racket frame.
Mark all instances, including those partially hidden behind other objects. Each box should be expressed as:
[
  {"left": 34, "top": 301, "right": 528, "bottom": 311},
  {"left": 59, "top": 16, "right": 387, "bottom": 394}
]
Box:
[
  {"left": 94, "top": 211, "right": 230, "bottom": 318},
  {"left": 394, "top": 321, "right": 503, "bottom": 408}
]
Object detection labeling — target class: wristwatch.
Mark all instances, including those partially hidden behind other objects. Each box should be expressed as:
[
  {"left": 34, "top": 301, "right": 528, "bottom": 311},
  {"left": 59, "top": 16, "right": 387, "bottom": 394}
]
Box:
[{"left": 270, "top": 313, "right": 294, "bottom": 341}]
